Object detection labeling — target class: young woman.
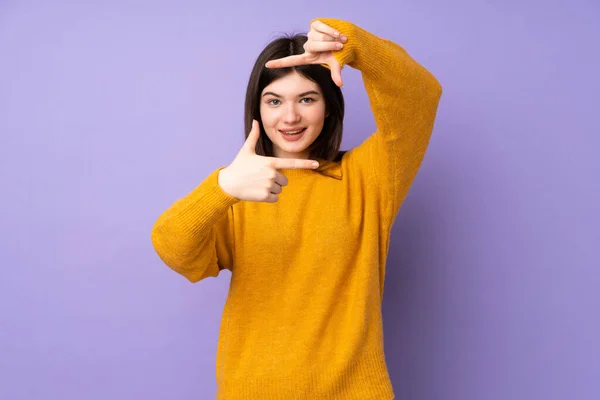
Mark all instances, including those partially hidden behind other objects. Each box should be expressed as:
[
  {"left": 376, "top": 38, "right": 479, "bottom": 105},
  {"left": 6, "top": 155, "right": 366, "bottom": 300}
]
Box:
[{"left": 152, "top": 18, "right": 442, "bottom": 400}]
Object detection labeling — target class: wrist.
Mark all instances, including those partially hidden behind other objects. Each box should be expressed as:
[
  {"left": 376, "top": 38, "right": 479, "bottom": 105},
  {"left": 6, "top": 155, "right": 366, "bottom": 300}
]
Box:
[{"left": 217, "top": 167, "right": 234, "bottom": 197}]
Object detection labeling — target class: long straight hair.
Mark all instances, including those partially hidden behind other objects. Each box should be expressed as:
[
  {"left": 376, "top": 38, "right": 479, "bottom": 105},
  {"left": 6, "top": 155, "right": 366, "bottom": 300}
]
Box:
[{"left": 244, "top": 34, "right": 345, "bottom": 162}]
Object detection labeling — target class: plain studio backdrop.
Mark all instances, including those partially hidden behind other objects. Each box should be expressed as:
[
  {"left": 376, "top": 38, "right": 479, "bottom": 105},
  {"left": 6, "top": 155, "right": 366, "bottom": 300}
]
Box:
[{"left": 1, "top": 0, "right": 598, "bottom": 399}]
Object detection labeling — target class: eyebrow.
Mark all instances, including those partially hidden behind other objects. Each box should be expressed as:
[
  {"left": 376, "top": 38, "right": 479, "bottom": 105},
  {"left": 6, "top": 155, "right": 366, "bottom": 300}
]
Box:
[{"left": 262, "top": 90, "right": 321, "bottom": 98}]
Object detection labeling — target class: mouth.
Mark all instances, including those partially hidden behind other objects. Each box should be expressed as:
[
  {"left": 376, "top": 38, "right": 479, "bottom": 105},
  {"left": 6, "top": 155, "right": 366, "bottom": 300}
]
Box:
[
  {"left": 279, "top": 128, "right": 306, "bottom": 136},
  {"left": 279, "top": 127, "right": 307, "bottom": 142}
]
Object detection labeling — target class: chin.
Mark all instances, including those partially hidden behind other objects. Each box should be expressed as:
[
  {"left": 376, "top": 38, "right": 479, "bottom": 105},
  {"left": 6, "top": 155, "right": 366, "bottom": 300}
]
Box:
[{"left": 278, "top": 143, "right": 311, "bottom": 155}]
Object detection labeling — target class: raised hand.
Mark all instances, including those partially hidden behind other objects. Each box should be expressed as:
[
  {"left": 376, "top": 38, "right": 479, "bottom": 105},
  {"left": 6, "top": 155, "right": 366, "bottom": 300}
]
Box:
[
  {"left": 265, "top": 20, "right": 347, "bottom": 87},
  {"left": 218, "top": 120, "right": 320, "bottom": 203}
]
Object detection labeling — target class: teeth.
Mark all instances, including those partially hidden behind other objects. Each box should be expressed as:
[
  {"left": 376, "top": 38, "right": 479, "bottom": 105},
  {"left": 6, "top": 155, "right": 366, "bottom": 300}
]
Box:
[{"left": 282, "top": 128, "right": 304, "bottom": 135}]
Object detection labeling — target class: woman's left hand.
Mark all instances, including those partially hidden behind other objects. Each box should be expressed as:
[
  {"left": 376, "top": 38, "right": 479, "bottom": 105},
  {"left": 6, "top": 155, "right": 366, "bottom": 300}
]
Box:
[{"left": 265, "top": 20, "right": 347, "bottom": 87}]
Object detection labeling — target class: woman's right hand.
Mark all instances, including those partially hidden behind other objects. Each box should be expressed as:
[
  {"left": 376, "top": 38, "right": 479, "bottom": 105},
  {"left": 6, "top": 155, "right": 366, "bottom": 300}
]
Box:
[{"left": 217, "top": 120, "right": 320, "bottom": 203}]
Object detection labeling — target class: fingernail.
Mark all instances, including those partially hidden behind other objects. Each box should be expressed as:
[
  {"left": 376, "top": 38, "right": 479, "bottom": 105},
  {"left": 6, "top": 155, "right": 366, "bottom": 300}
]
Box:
[
  {"left": 336, "top": 42, "right": 343, "bottom": 49},
  {"left": 333, "top": 31, "right": 340, "bottom": 37},
  {"left": 312, "top": 162, "right": 319, "bottom": 168},
  {"left": 341, "top": 35, "right": 348, "bottom": 43}
]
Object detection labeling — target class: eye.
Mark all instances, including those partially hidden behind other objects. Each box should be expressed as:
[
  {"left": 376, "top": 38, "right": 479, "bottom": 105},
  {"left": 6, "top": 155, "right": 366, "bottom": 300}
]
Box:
[
  {"left": 300, "top": 97, "right": 315, "bottom": 104},
  {"left": 267, "top": 99, "right": 281, "bottom": 106}
]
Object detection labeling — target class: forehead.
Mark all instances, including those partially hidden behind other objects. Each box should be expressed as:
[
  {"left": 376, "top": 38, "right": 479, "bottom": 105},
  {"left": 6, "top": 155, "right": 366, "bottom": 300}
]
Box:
[{"left": 262, "top": 71, "right": 321, "bottom": 95}]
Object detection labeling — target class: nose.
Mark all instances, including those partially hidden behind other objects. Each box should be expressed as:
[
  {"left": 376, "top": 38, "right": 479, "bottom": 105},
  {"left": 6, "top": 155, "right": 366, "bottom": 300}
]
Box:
[{"left": 282, "top": 103, "right": 301, "bottom": 124}]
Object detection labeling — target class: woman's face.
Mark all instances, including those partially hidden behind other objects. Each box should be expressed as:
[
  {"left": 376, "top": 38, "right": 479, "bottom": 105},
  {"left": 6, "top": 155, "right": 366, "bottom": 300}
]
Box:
[{"left": 260, "top": 71, "right": 327, "bottom": 160}]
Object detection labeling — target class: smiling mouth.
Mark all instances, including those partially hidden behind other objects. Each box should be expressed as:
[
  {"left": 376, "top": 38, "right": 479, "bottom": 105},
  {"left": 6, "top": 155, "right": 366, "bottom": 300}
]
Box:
[{"left": 279, "top": 128, "right": 306, "bottom": 135}]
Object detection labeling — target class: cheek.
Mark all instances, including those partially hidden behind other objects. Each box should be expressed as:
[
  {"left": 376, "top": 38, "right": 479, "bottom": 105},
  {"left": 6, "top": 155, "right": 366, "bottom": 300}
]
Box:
[
  {"left": 259, "top": 105, "right": 277, "bottom": 127},
  {"left": 307, "top": 104, "right": 327, "bottom": 125},
  {"left": 259, "top": 106, "right": 278, "bottom": 142}
]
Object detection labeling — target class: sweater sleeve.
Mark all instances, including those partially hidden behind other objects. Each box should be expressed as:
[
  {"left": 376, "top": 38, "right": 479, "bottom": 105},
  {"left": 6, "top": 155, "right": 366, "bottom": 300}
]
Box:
[
  {"left": 151, "top": 168, "right": 240, "bottom": 282},
  {"left": 317, "top": 18, "right": 443, "bottom": 218}
]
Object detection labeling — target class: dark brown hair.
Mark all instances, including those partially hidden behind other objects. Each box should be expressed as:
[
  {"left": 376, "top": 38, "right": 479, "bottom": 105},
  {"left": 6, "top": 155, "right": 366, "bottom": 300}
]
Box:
[{"left": 244, "top": 34, "right": 345, "bottom": 162}]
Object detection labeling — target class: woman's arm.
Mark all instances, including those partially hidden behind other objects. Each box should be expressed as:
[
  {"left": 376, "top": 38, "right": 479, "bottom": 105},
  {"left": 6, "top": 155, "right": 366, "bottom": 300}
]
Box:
[
  {"left": 320, "top": 18, "right": 443, "bottom": 218},
  {"left": 151, "top": 168, "right": 239, "bottom": 282}
]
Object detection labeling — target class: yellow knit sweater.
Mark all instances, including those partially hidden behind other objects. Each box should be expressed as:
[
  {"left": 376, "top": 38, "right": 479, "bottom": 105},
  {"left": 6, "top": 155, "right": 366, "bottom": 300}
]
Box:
[{"left": 151, "top": 18, "right": 442, "bottom": 400}]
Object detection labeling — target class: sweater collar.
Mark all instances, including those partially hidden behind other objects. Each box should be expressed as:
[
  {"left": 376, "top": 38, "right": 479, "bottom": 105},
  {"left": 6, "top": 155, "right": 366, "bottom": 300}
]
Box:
[{"left": 316, "top": 159, "right": 343, "bottom": 180}]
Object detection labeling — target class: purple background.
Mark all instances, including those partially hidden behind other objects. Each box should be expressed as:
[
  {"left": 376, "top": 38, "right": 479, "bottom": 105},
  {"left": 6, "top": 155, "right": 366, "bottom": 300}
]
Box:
[{"left": 1, "top": 1, "right": 598, "bottom": 399}]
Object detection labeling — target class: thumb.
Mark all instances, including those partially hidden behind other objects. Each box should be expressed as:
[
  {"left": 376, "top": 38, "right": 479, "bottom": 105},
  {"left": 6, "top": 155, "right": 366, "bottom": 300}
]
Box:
[
  {"left": 242, "top": 119, "right": 261, "bottom": 154},
  {"left": 331, "top": 62, "right": 343, "bottom": 87}
]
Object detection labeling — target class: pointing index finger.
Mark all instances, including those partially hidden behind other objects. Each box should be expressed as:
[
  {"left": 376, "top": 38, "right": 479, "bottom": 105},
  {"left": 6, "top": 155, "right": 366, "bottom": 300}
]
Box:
[
  {"left": 270, "top": 158, "right": 319, "bottom": 170},
  {"left": 265, "top": 54, "right": 307, "bottom": 69}
]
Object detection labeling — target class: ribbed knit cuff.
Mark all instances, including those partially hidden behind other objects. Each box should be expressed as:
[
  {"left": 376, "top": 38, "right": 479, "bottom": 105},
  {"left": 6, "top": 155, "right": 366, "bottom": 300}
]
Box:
[
  {"left": 166, "top": 167, "right": 240, "bottom": 240},
  {"left": 313, "top": 18, "right": 397, "bottom": 83}
]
